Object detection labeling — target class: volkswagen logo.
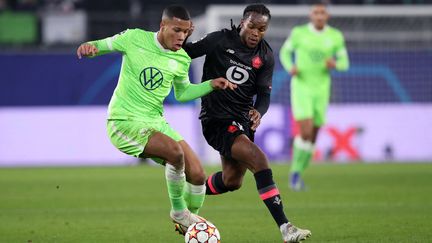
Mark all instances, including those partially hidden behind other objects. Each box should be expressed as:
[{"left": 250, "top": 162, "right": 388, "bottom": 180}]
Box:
[{"left": 139, "top": 67, "right": 164, "bottom": 90}]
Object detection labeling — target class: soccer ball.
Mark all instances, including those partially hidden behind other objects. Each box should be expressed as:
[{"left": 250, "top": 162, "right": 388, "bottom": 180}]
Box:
[{"left": 184, "top": 220, "right": 221, "bottom": 243}]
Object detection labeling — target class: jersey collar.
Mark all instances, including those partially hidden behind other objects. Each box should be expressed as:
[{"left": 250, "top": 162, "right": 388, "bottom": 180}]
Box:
[
  {"left": 308, "top": 23, "right": 328, "bottom": 34},
  {"left": 154, "top": 32, "right": 171, "bottom": 52}
]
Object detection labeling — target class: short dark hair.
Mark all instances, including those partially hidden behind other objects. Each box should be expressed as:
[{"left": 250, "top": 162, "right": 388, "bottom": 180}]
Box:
[
  {"left": 243, "top": 4, "right": 271, "bottom": 20},
  {"left": 162, "top": 5, "right": 190, "bottom": 20},
  {"left": 311, "top": 1, "right": 328, "bottom": 7}
]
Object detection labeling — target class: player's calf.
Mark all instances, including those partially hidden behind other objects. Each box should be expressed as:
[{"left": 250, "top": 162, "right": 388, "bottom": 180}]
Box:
[
  {"left": 205, "top": 170, "right": 245, "bottom": 195},
  {"left": 255, "top": 169, "right": 289, "bottom": 226},
  {"left": 205, "top": 171, "right": 229, "bottom": 195}
]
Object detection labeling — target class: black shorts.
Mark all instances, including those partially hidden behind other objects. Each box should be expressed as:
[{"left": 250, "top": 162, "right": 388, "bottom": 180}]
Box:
[{"left": 201, "top": 118, "right": 254, "bottom": 159}]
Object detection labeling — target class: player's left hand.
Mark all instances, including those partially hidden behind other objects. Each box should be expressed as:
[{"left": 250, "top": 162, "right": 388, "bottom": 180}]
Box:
[
  {"left": 326, "top": 58, "right": 336, "bottom": 69},
  {"left": 249, "top": 109, "right": 261, "bottom": 131},
  {"left": 211, "top": 78, "right": 237, "bottom": 90}
]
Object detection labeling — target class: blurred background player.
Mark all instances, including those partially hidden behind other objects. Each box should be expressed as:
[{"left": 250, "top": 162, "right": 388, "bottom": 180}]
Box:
[
  {"left": 184, "top": 4, "right": 311, "bottom": 242},
  {"left": 76, "top": 5, "right": 235, "bottom": 232},
  {"left": 279, "top": 3, "right": 350, "bottom": 191}
]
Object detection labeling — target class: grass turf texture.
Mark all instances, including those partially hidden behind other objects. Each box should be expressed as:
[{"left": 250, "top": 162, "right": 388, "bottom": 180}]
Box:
[{"left": 0, "top": 163, "right": 431, "bottom": 243}]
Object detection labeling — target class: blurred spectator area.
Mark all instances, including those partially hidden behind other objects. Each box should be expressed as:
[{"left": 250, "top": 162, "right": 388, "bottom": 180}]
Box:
[
  {"left": 0, "top": 1, "right": 431, "bottom": 107},
  {"left": 0, "top": 11, "right": 37, "bottom": 44},
  {"left": 0, "top": 0, "right": 432, "bottom": 47}
]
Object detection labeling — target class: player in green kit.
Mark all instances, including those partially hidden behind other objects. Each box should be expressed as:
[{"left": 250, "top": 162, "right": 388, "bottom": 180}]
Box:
[
  {"left": 279, "top": 3, "right": 349, "bottom": 191},
  {"left": 76, "top": 5, "right": 236, "bottom": 231}
]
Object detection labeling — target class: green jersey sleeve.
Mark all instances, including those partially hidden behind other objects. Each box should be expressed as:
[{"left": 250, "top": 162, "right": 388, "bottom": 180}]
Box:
[
  {"left": 279, "top": 27, "right": 298, "bottom": 72},
  {"left": 335, "top": 31, "right": 349, "bottom": 71},
  {"left": 87, "top": 29, "right": 133, "bottom": 56},
  {"left": 173, "top": 78, "right": 213, "bottom": 102},
  {"left": 172, "top": 61, "right": 214, "bottom": 102}
]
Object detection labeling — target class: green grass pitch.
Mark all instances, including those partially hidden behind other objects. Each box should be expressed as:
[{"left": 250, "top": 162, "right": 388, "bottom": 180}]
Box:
[{"left": 1, "top": 163, "right": 431, "bottom": 243}]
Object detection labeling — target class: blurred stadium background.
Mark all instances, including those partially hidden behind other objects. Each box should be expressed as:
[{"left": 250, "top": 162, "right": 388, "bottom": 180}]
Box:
[{"left": 0, "top": 0, "right": 431, "bottom": 166}]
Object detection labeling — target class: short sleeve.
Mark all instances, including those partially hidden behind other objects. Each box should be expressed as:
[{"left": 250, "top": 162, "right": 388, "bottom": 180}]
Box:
[{"left": 88, "top": 29, "right": 134, "bottom": 54}]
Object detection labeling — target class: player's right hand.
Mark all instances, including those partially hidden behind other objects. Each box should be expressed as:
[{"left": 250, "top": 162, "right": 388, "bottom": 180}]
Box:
[
  {"left": 187, "top": 23, "right": 195, "bottom": 38},
  {"left": 326, "top": 58, "right": 336, "bottom": 69},
  {"left": 211, "top": 78, "right": 237, "bottom": 91},
  {"left": 249, "top": 109, "right": 261, "bottom": 131},
  {"left": 76, "top": 43, "right": 98, "bottom": 59},
  {"left": 289, "top": 66, "right": 298, "bottom": 76}
]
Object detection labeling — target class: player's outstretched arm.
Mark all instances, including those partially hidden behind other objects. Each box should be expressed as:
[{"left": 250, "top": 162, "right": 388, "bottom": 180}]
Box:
[
  {"left": 76, "top": 43, "right": 99, "bottom": 59},
  {"left": 173, "top": 77, "right": 236, "bottom": 103},
  {"left": 77, "top": 30, "right": 132, "bottom": 59}
]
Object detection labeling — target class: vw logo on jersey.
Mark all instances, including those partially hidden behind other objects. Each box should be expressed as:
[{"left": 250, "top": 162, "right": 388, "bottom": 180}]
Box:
[
  {"left": 226, "top": 66, "right": 249, "bottom": 85},
  {"left": 139, "top": 67, "right": 164, "bottom": 90},
  {"left": 309, "top": 49, "right": 325, "bottom": 63}
]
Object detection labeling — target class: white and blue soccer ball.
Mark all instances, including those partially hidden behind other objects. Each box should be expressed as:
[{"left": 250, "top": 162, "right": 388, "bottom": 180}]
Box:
[{"left": 184, "top": 220, "right": 221, "bottom": 243}]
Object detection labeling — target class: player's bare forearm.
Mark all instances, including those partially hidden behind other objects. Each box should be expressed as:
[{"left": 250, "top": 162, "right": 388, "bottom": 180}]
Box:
[{"left": 76, "top": 43, "right": 99, "bottom": 59}]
